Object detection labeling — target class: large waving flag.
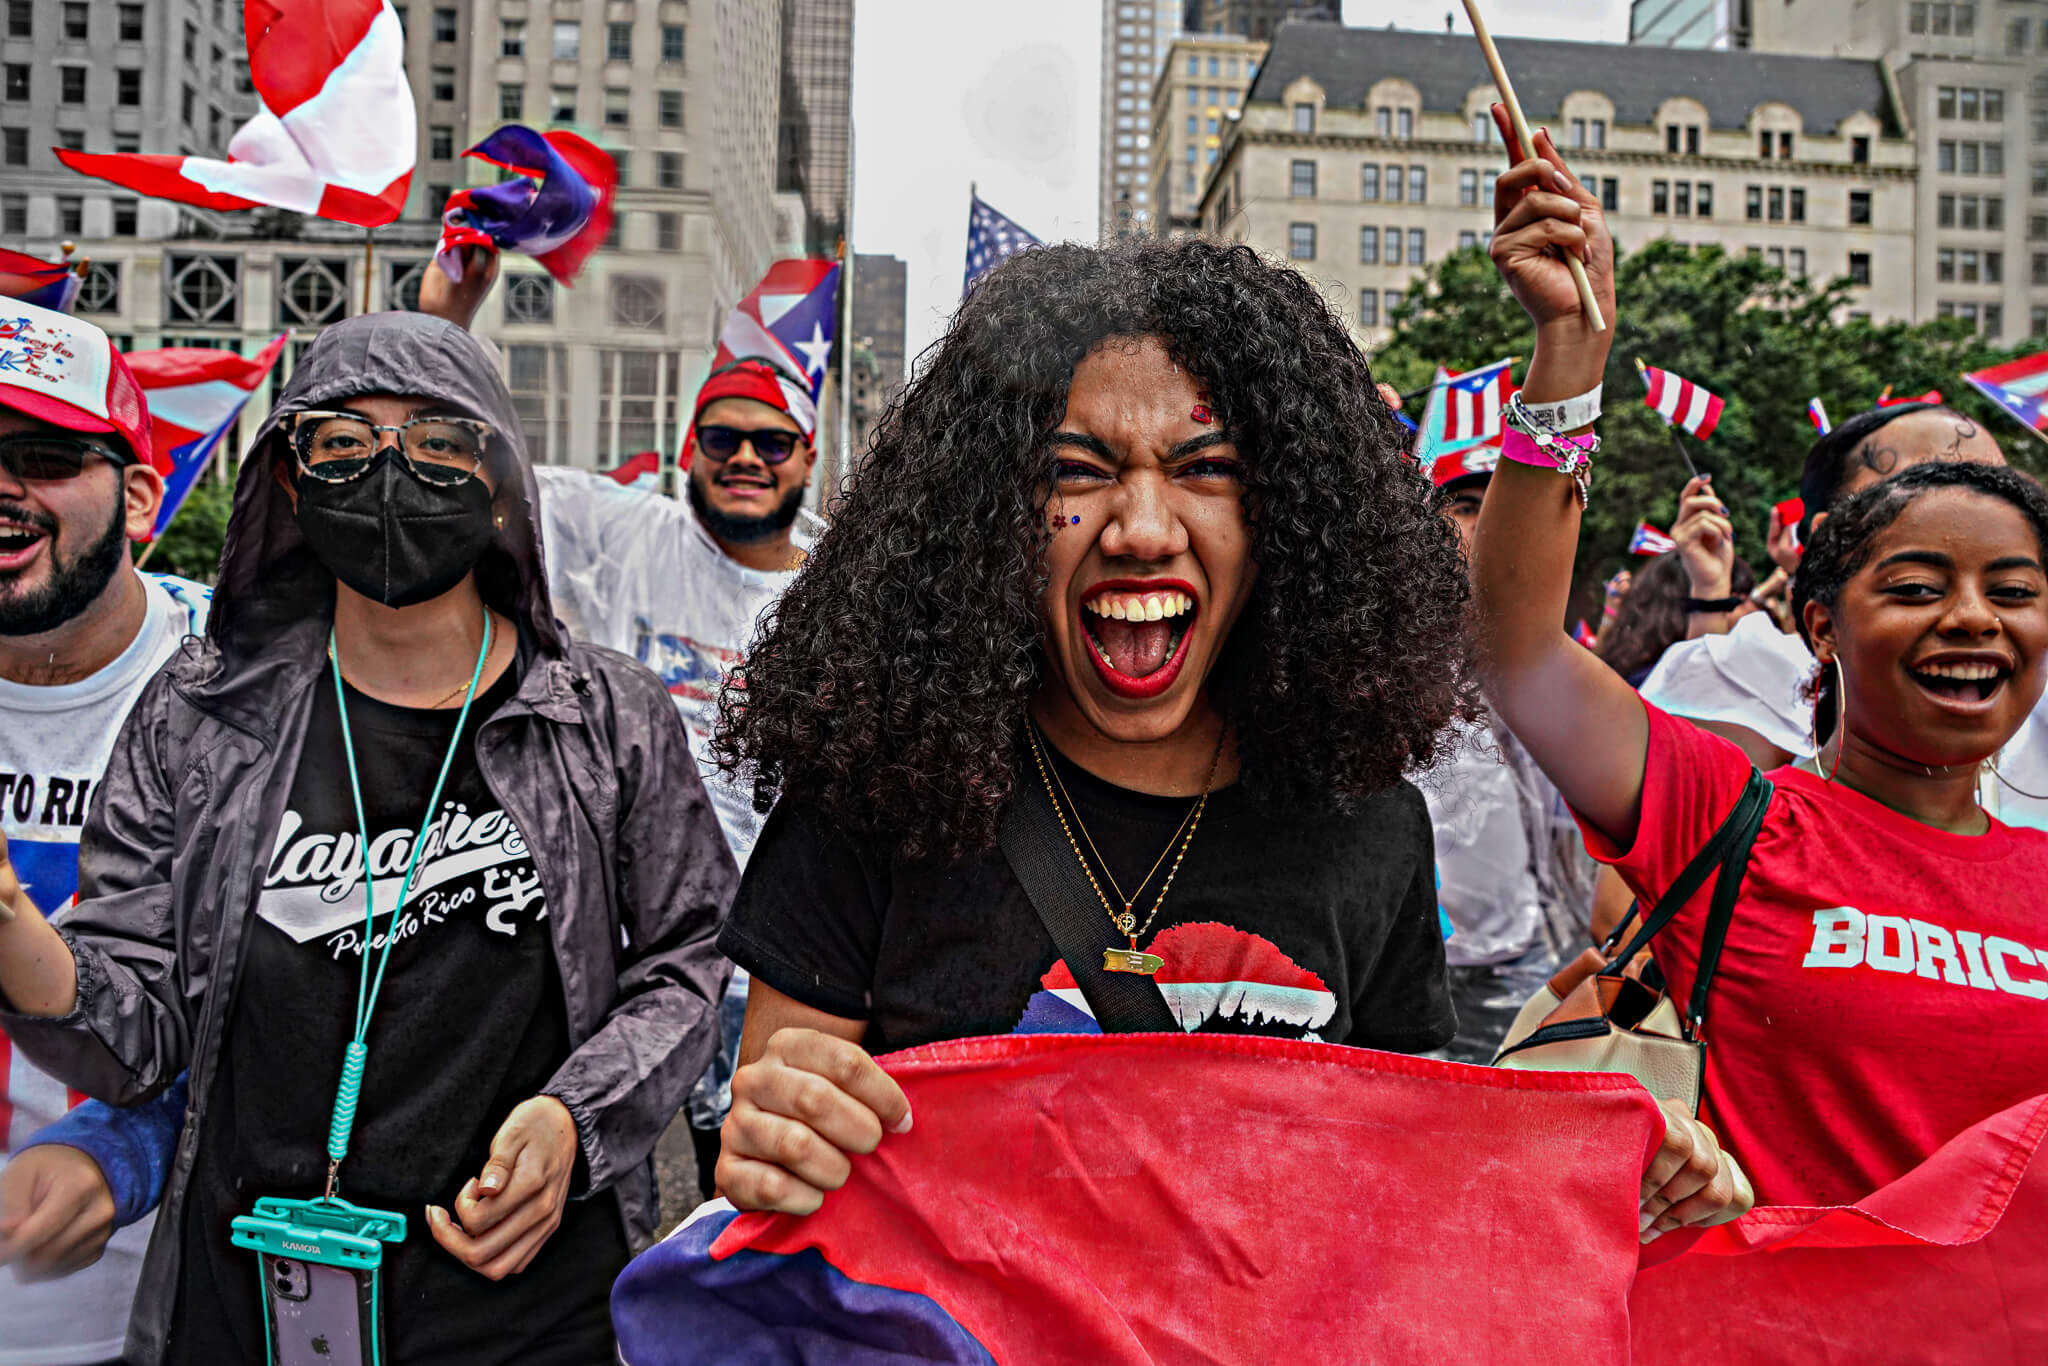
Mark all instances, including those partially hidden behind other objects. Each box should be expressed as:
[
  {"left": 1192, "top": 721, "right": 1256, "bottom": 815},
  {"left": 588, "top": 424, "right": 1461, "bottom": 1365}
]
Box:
[
  {"left": 1637, "top": 359, "right": 1725, "bottom": 441},
  {"left": 1630, "top": 521, "right": 1676, "bottom": 556},
  {"left": 707, "top": 258, "right": 841, "bottom": 434},
  {"left": 1416, "top": 359, "right": 1516, "bottom": 469},
  {"left": 1966, "top": 352, "right": 2048, "bottom": 438},
  {"left": 56, "top": 0, "right": 414, "bottom": 228},
  {"left": 0, "top": 249, "right": 81, "bottom": 313},
  {"left": 963, "top": 193, "right": 1042, "bottom": 294},
  {"left": 614, "top": 1034, "right": 1667, "bottom": 1363},
  {"left": 435, "top": 126, "right": 615, "bottom": 286},
  {"left": 128, "top": 336, "right": 288, "bottom": 538}
]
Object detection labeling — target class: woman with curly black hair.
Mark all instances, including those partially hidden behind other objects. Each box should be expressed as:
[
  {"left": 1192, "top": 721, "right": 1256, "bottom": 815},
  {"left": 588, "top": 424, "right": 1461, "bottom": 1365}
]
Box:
[
  {"left": 706, "top": 236, "right": 1487, "bottom": 1217},
  {"left": 1474, "top": 126, "right": 2048, "bottom": 1217}
]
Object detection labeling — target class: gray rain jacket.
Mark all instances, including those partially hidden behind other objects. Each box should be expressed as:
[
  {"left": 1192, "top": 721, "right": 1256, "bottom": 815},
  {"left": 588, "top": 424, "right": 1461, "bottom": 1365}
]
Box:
[{"left": 0, "top": 312, "right": 737, "bottom": 1365}]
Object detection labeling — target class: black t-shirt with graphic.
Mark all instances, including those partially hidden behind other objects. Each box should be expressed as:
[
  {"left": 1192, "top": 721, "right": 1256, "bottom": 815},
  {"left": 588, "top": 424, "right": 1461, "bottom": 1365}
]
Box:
[
  {"left": 170, "top": 666, "right": 626, "bottom": 1366},
  {"left": 719, "top": 742, "right": 1455, "bottom": 1055}
]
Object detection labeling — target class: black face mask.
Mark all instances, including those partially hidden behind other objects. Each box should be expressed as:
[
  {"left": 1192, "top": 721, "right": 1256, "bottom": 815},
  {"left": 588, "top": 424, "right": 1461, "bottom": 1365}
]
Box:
[{"left": 292, "top": 451, "right": 498, "bottom": 608}]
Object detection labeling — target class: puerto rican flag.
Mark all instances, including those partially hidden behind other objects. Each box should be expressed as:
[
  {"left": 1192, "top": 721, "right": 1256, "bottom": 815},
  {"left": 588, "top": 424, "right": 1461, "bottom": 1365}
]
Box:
[
  {"left": 1965, "top": 353, "right": 2048, "bottom": 437},
  {"left": 1630, "top": 520, "right": 1676, "bottom": 556},
  {"left": 606, "top": 450, "right": 663, "bottom": 491},
  {"left": 1806, "top": 397, "right": 1830, "bottom": 434},
  {"left": 1415, "top": 360, "right": 1514, "bottom": 467},
  {"left": 1637, "top": 360, "right": 1725, "bottom": 441},
  {"left": 1878, "top": 385, "right": 1943, "bottom": 407},
  {"left": 705, "top": 258, "right": 841, "bottom": 436},
  {"left": 436, "top": 126, "right": 616, "bottom": 286},
  {"left": 1014, "top": 922, "right": 1339, "bottom": 1039},
  {"left": 1775, "top": 496, "right": 1806, "bottom": 556},
  {"left": 1573, "top": 619, "right": 1599, "bottom": 648},
  {"left": 0, "top": 248, "right": 81, "bottom": 313},
  {"left": 56, "top": 0, "right": 414, "bottom": 228},
  {"left": 127, "top": 336, "right": 289, "bottom": 539}
]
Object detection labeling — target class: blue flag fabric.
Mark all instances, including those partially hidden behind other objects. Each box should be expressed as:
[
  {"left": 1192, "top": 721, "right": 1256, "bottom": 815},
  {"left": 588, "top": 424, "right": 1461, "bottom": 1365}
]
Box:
[{"left": 963, "top": 194, "right": 1042, "bottom": 294}]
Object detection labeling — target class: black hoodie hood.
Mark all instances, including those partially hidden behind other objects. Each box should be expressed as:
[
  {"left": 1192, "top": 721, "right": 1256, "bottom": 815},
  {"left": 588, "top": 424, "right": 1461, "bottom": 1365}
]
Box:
[{"left": 212, "top": 311, "right": 563, "bottom": 658}]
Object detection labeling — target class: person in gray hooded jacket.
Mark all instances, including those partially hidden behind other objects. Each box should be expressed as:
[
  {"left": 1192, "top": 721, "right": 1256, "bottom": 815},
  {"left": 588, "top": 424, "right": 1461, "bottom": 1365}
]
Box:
[{"left": 0, "top": 312, "right": 737, "bottom": 1365}]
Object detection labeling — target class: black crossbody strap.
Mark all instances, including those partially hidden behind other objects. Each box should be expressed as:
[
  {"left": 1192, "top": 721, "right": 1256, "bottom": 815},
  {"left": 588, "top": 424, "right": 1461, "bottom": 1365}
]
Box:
[
  {"left": 1686, "top": 775, "right": 1773, "bottom": 1037},
  {"left": 1601, "top": 767, "right": 1771, "bottom": 978},
  {"left": 998, "top": 777, "right": 1181, "bottom": 1034}
]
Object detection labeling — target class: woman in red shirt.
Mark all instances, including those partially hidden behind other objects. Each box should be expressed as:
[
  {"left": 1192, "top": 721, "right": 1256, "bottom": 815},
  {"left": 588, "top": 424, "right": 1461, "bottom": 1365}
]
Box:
[{"left": 1473, "top": 125, "right": 2048, "bottom": 1219}]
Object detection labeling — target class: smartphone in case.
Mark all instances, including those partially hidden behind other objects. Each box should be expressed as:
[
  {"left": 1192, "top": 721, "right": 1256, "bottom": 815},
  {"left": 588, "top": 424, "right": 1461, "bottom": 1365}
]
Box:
[{"left": 231, "top": 1196, "right": 406, "bottom": 1366}]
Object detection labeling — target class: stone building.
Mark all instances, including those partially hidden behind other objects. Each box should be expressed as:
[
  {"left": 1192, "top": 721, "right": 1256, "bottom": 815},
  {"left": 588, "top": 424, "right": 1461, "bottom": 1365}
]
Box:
[
  {"left": 1202, "top": 22, "right": 1921, "bottom": 347},
  {"left": 1148, "top": 32, "right": 1265, "bottom": 237},
  {"left": 851, "top": 250, "right": 905, "bottom": 399},
  {"left": 1101, "top": 0, "right": 1182, "bottom": 237},
  {"left": 3, "top": 0, "right": 788, "bottom": 470}
]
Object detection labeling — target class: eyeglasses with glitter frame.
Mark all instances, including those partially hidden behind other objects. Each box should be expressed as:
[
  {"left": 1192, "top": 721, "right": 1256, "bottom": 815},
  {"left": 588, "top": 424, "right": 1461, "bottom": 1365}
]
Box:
[
  {"left": 289, "top": 410, "right": 493, "bottom": 487},
  {"left": 0, "top": 432, "right": 137, "bottom": 482}
]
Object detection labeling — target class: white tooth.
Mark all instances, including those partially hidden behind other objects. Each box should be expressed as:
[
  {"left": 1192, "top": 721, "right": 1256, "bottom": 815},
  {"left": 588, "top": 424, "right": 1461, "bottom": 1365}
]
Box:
[
  {"left": 1178, "top": 592, "right": 1193, "bottom": 614},
  {"left": 1109, "top": 600, "right": 1128, "bottom": 621},
  {"left": 1145, "top": 597, "right": 1165, "bottom": 621}
]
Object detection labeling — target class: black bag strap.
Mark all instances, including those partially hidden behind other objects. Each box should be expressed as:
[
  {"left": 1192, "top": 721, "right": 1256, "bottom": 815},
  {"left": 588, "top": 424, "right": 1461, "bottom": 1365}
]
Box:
[
  {"left": 998, "top": 775, "right": 1180, "bottom": 1033},
  {"left": 1600, "top": 768, "right": 1774, "bottom": 1038}
]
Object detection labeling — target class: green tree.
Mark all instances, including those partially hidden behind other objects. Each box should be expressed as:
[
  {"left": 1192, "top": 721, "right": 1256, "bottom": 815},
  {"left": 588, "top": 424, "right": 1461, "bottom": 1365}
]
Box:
[
  {"left": 139, "top": 468, "right": 236, "bottom": 583},
  {"left": 1374, "top": 239, "right": 2040, "bottom": 605}
]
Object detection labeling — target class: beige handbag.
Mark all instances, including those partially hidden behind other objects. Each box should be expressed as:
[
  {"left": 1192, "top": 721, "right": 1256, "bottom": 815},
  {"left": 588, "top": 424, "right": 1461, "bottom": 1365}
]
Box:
[{"left": 1493, "top": 769, "right": 1772, "bottom": 1115}]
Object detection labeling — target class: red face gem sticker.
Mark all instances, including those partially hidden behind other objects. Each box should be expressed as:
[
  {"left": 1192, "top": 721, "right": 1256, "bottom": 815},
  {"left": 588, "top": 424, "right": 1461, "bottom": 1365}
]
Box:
[{"left": 1191, "top": 390, "right": 1214, "bottom": 425}]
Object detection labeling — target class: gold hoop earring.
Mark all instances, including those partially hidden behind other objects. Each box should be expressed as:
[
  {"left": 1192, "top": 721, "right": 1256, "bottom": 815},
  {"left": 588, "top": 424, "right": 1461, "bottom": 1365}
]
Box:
[
  {"left": 1821, "top": 655, "right": 1847, "bottom": 783},
  {"left": 1991, "top": 754, "right": 2048, "bottom": 802}
]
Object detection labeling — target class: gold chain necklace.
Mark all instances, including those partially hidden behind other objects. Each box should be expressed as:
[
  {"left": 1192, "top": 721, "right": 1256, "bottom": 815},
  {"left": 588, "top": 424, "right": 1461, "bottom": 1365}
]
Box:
[
  {"left": 337, "top": 616, "right": 502, "bottom": 709},
  {"left": 1026, "top": 719, "right": 1223, "bottom": 976}
]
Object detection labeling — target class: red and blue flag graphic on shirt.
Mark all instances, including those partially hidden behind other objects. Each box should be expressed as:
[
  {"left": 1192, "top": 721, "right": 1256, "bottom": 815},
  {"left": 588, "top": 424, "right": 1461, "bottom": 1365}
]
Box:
[
  {"left": 0, "top": 248, "right": 80, "bottom": 313},
  {"left": 435, "top": 126, "right": 616, "bottom": 286},
  {"left": 126, "top": 337, "right": 287, "bottom": 539},
  {"left": 1013, "top": 922, "right": 1338, "bottom": 1039}
]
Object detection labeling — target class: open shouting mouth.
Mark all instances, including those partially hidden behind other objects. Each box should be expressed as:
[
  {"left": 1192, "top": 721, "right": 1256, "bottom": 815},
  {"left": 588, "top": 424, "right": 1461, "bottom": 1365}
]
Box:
[
  {"left": 1906, "top": 651, "right": 2014, "bottom": 714},
  {"left": 0, "top": 510, "right": 51, "bottom": 574},
  {"left": 1080, "top": 578, "right": 1200, "bottom": 700}
]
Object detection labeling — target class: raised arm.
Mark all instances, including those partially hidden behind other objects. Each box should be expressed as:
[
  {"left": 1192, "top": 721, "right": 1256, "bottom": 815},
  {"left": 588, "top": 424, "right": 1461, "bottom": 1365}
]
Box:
[{"left": 1469, "top": 122, "right": 1648, "bottom": 849}]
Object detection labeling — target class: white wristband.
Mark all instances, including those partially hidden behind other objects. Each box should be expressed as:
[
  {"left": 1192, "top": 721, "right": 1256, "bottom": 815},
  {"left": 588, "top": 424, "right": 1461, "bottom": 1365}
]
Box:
[{"left": 1512, "top": 384, "right": 1603, "bottom": 433}]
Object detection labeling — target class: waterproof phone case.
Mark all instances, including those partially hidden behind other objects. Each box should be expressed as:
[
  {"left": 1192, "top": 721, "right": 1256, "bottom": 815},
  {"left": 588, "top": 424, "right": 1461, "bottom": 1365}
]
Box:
[{"left": 231, "top": 1196, "right": 406, "bottom": 1366}]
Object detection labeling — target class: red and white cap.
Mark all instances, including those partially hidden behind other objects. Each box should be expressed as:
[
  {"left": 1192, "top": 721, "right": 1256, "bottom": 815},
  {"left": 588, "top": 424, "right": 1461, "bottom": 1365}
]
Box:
[
  {"left": 1429, "top": 438, "right": 1501, "bottom": 489},
  {"left": 0, "top": 298, "right": 158, "bottom": 472}
]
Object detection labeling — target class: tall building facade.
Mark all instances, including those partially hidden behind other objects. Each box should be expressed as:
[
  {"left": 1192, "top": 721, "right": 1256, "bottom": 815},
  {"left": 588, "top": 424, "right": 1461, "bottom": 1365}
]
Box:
[
  {"left": 1149, "top": 33, "right": 1265, "bottom": 236},
  {"left": 1203, "top": 23, "right": 1922, "bottom": 348},
  {"left": 851, "top": 251, "right": 905, "bottom": 399},
  {"left": 1746, "top": 0, "right": 2048, "bottom": 342},
  {"left": 1101, "top": 0, "right": 1181, "bottom": 237},
  {"left": 1628, "top": 0, "right": 1752, "bottom": 50},
  {"left": 779, "top": 0, "right": 852, "bottom": 256},
  {"left": 1185, "top": 0, "right": 1336, "bottom": 41},
  {"left": 3, "top": 0, "right": 787, "bottom": 470}
]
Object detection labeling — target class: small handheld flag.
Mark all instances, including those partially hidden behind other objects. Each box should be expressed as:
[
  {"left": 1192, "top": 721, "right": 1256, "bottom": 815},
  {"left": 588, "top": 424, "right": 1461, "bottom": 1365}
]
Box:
[
  {"left": 1417, "top": 360, "right": 1515, "bottom": 467},
  {"left": 128, "top": 335, "right": 289, "bottom": 539},
  {"left": 964, "top": 192, "right": 1042, "bottom": 294},
  {"left": 1806, "top": 398, "right": 1830, "bottom": 434},
  {"left": 435, "top": 126, "right": 615, "bottom": 286},
  {"left": 56, "top": 0, "right": 415, "bottom": 227},
  {"left": 1878, "top": 385, "right": 1943, "bottom": 407},
  {"left": 0, "top": 248, "right": 81, "bottom": 313},
  {"left": 1572, "top": 620, "right": 1599, "bottom": 648},
  {"left": 1964, "top": 352, "right": 2048, "bottom": 442},
  {"left": 1636, "top": 359, "right": 1725, "bottom": 441},
  {"left": 1629, "top": 521, "right": 1676, "bottom": 556},
  {"left": 1774, "top": 496, "right": 1806, "bottom": 557}
]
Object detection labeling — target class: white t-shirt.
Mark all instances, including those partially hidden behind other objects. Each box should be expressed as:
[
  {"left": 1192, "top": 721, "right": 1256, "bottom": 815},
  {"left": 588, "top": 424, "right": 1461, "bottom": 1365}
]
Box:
[
  {"left": 535, "top": 469, "right": 812, "bottom": 869},
  {"left": 1639, "top": 609, "right": 2048, "bottom": 831},
  {"left": 0, "top": 572, "right": 208, "bottom": 1366}
]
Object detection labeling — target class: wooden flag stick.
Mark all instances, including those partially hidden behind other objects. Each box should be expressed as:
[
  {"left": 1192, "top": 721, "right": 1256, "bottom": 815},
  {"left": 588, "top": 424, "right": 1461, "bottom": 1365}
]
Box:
[{"left": 1460, "top": 0, "right": 1606, "bottom": 333}]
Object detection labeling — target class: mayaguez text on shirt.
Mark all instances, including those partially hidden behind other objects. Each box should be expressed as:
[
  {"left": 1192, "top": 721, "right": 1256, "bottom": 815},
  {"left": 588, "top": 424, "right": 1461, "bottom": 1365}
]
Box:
[
  {"left": 259, "top": 803, "right": 546, "bottom": 956},
  {"left": 1803, "top": 908, "right": 2048, "bottom": 1000}
]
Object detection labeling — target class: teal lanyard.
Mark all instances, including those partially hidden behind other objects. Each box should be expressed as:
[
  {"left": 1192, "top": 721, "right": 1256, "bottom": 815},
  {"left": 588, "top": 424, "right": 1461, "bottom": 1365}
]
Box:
[{"left": 321, "top": 609, "right": 494, "bottom": 1199}]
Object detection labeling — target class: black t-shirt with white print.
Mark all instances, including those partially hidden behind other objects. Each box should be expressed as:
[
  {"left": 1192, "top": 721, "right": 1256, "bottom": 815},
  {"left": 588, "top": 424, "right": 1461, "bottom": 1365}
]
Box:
[
  {"left": 719, "top": 740, "right": 1456, "bottom": 1055},
  {"left": 170, "top": 665, "right": 626, "bottom": 1366}
]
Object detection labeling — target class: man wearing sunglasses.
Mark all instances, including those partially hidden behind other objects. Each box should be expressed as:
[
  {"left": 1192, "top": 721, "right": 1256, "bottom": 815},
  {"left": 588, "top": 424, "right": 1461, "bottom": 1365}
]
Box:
[{"left": 0, "top": 300, "right": 207, "bottom": 1365}]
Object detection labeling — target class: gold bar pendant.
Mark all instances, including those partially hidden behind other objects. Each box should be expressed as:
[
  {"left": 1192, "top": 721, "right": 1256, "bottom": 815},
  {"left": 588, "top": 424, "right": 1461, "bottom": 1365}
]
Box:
[{"left": 1103, "top": 947, "right": 1164, "bottom": 975}]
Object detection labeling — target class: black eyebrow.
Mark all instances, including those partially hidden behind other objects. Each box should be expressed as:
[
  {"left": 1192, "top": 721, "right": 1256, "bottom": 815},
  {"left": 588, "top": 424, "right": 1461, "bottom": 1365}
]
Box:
[
  {"left": 1165, "top": 431, "right": 1232, "bottom": 461},
  {"left": 1990, "top": 556, "right": 2045, "bottom": 572},
  {"left": 1875, "top": 550, "right": 1953, "bottom": 570},
  {"left": 1046, "top": 430, "right": 1232, "bottom": 462}
]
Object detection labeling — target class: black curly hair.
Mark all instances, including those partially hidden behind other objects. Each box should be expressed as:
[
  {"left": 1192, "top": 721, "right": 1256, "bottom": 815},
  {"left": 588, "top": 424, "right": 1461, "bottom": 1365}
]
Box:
[
  {"left": 1792, "top": 461, "right": 2048, "bottom": 743},
  {"left": 713, "top": 237, "right": 1479, "bottom": 862},
  {"left": 1594, "top": 550, "right": 1757, "bottom": 684},
  {"left": 1797, "top": 402, "right": 1955, "bottom": 543}
]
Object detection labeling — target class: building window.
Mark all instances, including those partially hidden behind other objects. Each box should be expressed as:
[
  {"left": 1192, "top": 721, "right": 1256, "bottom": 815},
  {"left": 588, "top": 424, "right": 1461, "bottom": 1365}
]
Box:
[
  {"left": 1768, "top": 185, "right": 1785, "bottom": 221},
  {"left": 430, "top": 125, "right": 454, "bottom": 161},
  {"left": 1384, "top": 289, "right": 1402, "bottom": 321},
  {"left": 1674, "top": 181, "right": 1692, "bottom": 215},
  {"left": 1293, "top": 103, "right": 1314, "bottom": 133},
  {"left": 1386, "top": 163, "right": 1404, "bottom": 203},
  {"left": 277, "top": 257, "right": 351, "bottom": 327},
  {"left": 1938, "top": 247, "right": 1956, "bottom": 281},
  {"left": 1987, "top": 304, "right": 2003, "bottom": 339},
  {"left": 1986, "top": 89, "right": 2004, "bottom": 121},
  {"left": 55, "top": 196, "right": 82, "bottom": 234},
  {"left": 1375, "top": 107, "right": 1391, "bottom": 137},
  {"left": 61, "top": 2, "right": 85, "bottom": 39},
  {"left": 660, "top": 25, "right": 685, "bottom": 62},
  {"left": 1652, "top": 180, "right": 1670, "bottom": 214},
  {"left": 114, "top": 68, "right": 142, "bottom": 106},
  {"left": 607, "top": 20, "right": 632, "bottom": 62},
  {"left": 77, "top": 261, "right": 118, "bottom": 313},
  {"left": 1940, "top": 192, "right": 1957, "bottom": 227},
  {"left": 1476, "top": 112, "right": 1495, "bottom": 143},
  {"left": 1407, "top": 228, "right": 1425, "bottom": 265},
  {"left": 610, "top": 275, "right": 667, "bottom": 329},
  {"left": 1767, "top": 246, "right": 1784, "bottom": 270},
  {"left": 553, "top": 20, "right": 579, "bottom": 60},
  {"left": 1669, "top": 124, "right": 1683, "bottom": 154},
  {"left": 1459, "top": 229, "right": 1479, "bottom": 249},
  {"left": 1590, "top": 118, "right": 1607, "bottom": 149},
  {"left": 1408, "top": 166, "right": 1425, "bottom": 202},
  {"left": 112, "top": 198, "right": 137, "bottom": 237},
  {"left": 384, "top": 258, "right": 426, "bottom": 311},
  {"left": 1789, "top": 187, "right": 1806, "bottom": 222},
  {"left": 1847, "top": 189, "right": 1872, "bottom": 226},
  {"left": 1359, "top": 226, "right": 1378, "bottom": 264},
  {"left": 1290, "top": 160, "right": 1315, "bottom": 197},
  {"left": 499, "top": 84, "right": 524, "bottom": 120},
  {"left": 658, "top": 90, "right": 682, "bottom": 128},
  {"left": 165, "top": 254, "right": 240, "bottom": 327},
  {"left": 1687, "top": 125, "right": 1701, "bottom": 155},
  {"left": 1962, "top": 195, "right": 1981, "bottom": 228},
  {"left": 1962, "top": 88, "right": 1981, "bottom": 120},
  {"left": 1, "top": 127, "right": 23, "bottom": 165},
  {"left": 1939, "top": 139, "right": 1956, "bottom": 173},
  {"left": 1986, "top": 143, "right": 2004, "bottom": 175},
  {"left": 3, "top": 64, "right": 25, "bottom": 101},
  {"left": 1359, "top": 289, "right": 1378, "bottom": 326},
  {"left": 1758, "top": 129, "right": 1771, "bottom": 159},
  {"left": 0, "top": 193, "right": 22, "bottom": 234},
  {"left": 1987, "top": 249, "right": 2004, "bottom": 282},
  {"left": 1788, "top": 248, "right": 1806, "bottom": 278},
  {"left": 55, "top": 128, "right": 82, "bottom": 152},
  {"left": 1287, "top": 222, "right": 1315, "bottom": 259},
  {"left": 60, "top": 67, "right": 85, "bottom": 104},
  {"left": 3, "top": 1, "right": 26, "bottom": 37},
  {"left": 1988, "top": 195, "right": 2005, "bottom": 229},
  {"left": 1570, "top": 118, "right": 1587, "bottom": 148},
  {"left": 2034, "top": 306, "right": 2048, "bottom": 338},
  {"left": 1360, "top": 164, "right": 1379, "bottom": 201},
  {"left": 1939, "top": 86, "right": 1957, "bottom": 118},
  {"left": 656, "top": 211, "right": 679, "bottom": 250},
  {"left": 551, "top": 87, "right": 577, "bottom": 124},
  {"left": 505, "top": 274, "right": 555, "bottom": 324},
  {"left": 117, "top": 4, "right": 143, "bottom": 40},
  {"left": 1459, "top": 168, "right": 1479, "bottom": 206},
  {"left": 1778, "top": 131, "right": 1794, "bottom": 159},
  {"left": 1851, "top": 134, "right": 1870, "bottom": 165},
  {"left": 1696, "top": 182, "right": 1713, "bottom": 217},
  {"left": 606, "top": 88, "right": 630, "bottom": 126},
  {"left": 1849, "top": 251, "right": 1871, "bottom": 285},
  {"left": 657, "top": 151, "right": 682, "bottom": 189},
  {"left": 502, "top": 18, "right": 524, "bottom": 56},
  {"left": 430, "top": 66, "right": 455, "bottom": 102},
  {"left": 1397, "top": 108, "right": 1413, "bottom": 139},
  {"left": 432, "top": 6, "right": 456, "bottom": 42}
]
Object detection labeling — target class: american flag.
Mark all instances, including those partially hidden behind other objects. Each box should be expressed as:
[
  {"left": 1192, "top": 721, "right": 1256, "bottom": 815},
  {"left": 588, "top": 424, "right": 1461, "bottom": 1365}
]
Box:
[
  {"left": 1637, "top": 360, "right": 1725, "bottom": 441},
  {"left": 1965, "top": 354, "right": 2048, "bottom": 436},
  {"left": 1629, "top": 521, "right": 1676, "bottom": 556},
  {"left": 963, "top": 193, "right": 1042, "bottom": 294}
]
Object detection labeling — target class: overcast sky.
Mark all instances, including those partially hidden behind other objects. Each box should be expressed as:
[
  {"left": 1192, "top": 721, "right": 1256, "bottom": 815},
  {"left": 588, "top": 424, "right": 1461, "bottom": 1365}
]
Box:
[{"left": 849, "top": 1, "right": 1632, "bottom": 369}]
